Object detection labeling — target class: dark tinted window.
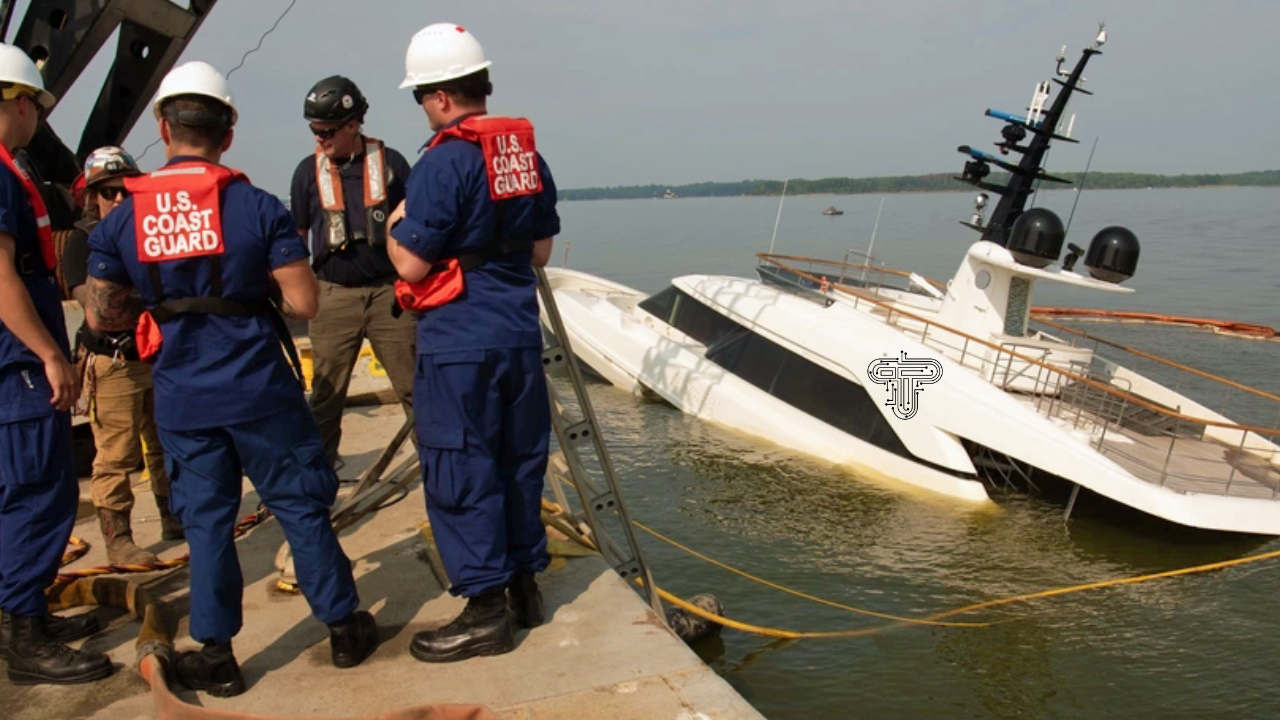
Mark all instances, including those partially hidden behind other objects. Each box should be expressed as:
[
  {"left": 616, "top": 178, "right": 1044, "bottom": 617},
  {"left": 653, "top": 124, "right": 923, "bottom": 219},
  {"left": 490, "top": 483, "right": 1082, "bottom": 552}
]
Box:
[
  {"left": 769, "top": 353, "right": 910, "bottom": 456},
  {"left": 640, "top": 287, "right": 916, "bottom": 463},
  {"left": 640, "top": 286, "right": 741, "bottom": 346},
  {"left": 707, "top": 330, "right": 786, "bottom": 393},
  {"left": 638, "top": 287, "right": 678, "bottom": 322}
]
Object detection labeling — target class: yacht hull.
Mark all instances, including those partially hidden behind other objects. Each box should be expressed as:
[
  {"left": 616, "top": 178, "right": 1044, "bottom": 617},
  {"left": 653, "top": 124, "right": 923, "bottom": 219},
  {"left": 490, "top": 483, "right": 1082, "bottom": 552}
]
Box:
[{"left": 541, "top": 268, "right": 990, "bottom": 503}]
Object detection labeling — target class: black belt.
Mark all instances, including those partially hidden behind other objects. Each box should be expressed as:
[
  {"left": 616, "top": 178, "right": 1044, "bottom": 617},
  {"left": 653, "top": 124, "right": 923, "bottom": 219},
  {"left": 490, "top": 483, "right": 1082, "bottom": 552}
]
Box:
[
  {"left": 78, "top": 329, "right": 139, "bottom": 361},
  {"left": 146, "top": 259, "right": 305, "bottom": 385}
]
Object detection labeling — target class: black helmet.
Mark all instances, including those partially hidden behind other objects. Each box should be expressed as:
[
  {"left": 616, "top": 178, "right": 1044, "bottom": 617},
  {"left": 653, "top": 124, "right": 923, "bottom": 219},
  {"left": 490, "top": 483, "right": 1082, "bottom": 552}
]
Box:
[{"left": 304, "top": 75, "right": 368, "bottom": 124}]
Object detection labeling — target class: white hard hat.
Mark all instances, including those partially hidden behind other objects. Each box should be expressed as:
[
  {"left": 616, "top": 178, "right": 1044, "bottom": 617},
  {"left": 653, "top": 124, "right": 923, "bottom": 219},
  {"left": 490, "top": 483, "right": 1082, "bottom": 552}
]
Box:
[
  {"left": 152, "top": 61, "right": 237, "bottom": 126},
  {"left": 0, "top": 43, "right": 55, "bottom": 109},
  {"left": 400, "top": 23, "right": 492, "bottom": 89}
]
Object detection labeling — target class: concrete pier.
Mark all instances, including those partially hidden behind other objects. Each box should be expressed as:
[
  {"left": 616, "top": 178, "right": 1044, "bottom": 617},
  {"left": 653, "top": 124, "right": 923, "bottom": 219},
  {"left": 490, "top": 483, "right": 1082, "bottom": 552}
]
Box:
[{"left": 2, "top": 394, "right": 765, "bottom": 720}]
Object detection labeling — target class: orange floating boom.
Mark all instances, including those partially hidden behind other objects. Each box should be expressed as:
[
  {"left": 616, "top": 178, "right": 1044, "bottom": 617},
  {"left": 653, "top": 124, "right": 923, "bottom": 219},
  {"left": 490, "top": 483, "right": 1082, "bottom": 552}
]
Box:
[{"left": 1031, "top": 307, "right": 1278, "bottom": 339}]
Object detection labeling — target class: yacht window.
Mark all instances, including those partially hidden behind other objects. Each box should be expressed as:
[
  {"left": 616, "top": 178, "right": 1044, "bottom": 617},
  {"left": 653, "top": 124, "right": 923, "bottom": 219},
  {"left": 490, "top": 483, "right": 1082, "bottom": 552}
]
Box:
[
  {"left": 641, "top": 287, "right": 741, "bottom": 346},
  {"left": 770, "top": 354, "right": 910, "bottom": 456},
  {"left": 641, "top": 287, "right": 915, "bottom": 463},
  {"left": 638, "top": 287, "right": 678, "bottom": 321},
  {"left": 708, "top": 330, "right": 787, "bottom": 392}
]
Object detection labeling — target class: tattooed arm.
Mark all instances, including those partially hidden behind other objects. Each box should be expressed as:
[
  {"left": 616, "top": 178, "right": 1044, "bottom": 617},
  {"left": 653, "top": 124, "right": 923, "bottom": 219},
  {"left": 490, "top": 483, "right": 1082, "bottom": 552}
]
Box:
[{"left": 85, "top": 276, "right": 144, "bottom": 332}]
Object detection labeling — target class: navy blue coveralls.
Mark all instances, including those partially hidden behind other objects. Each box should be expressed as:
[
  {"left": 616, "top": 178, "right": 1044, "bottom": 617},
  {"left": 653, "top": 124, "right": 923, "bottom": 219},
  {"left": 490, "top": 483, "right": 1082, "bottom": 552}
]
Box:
[
  {"left": 0, "top": 162, "right": 76, "bottom": 619},
  {"left": 391, "top": 116, "right": 560, "bottom": 598},
  {"left": 88, "top": 157, "right": 360, "bottom": 643}
]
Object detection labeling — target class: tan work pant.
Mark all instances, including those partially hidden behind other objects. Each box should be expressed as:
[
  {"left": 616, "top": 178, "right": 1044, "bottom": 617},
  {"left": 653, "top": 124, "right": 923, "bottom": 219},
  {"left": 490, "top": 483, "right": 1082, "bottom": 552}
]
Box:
[
  {"left": 308, "top": 280, "right": 416, "bottom": 464},
  {"left": 88, "top": 354, "right": 170, "bottom": 513}
]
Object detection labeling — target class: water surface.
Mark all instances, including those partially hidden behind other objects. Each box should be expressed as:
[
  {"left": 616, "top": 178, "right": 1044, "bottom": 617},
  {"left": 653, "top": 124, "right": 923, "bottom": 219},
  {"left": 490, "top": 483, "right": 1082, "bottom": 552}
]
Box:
[{"left": 554, "top": 188, "right": 1280, "bottom": 719}]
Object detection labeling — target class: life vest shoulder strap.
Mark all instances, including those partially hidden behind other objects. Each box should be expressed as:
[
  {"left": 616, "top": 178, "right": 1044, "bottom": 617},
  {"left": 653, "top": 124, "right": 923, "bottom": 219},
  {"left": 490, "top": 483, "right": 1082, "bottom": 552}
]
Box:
[
  {"left": 124, "top": 162, "right": 249, "bottom": 193},
  {"left": 0, "top": 141, "right": 55, "bottom": 272},
  {"left": 427, "top": 116, "right": 535, "bottom": 149}
]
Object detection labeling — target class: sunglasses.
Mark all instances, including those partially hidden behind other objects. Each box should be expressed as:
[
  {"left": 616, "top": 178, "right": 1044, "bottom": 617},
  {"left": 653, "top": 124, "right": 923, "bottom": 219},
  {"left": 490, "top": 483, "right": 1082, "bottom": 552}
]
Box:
[
  {"left": 310, "top": 123, "right": 346, "bottom": 140},
  {"left": 412, "top": 87, "right": 440, "bottom": 105},
  {"left": 96, "top": 186, "right": 129, "bottom": 201}
]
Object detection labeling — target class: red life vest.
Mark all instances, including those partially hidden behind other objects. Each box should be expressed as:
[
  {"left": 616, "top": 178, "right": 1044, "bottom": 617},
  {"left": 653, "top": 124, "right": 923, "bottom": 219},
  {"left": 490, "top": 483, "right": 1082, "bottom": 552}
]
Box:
[
  {"left": 0, "top": 141, "right": 55, "bottom": 273},
  {"left": 124, "top": 162, "right": 250, "bottom": 362},
  {"left": 394, "top": 115, "right": 542, "bottom": 313},
  {"left": 128, "top": 161, "right": 245, "bottom": 265}
]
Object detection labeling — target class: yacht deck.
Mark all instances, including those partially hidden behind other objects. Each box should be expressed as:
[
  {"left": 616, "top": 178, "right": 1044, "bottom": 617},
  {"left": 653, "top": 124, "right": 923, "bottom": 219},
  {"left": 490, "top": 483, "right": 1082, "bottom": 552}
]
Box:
[{"left": 1012, "top": 392, "right": 1280, "bottom": 501}]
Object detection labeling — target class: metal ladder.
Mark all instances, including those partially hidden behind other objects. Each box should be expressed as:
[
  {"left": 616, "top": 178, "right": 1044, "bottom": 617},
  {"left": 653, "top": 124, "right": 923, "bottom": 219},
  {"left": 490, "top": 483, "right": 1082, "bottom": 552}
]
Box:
[{"left": 535, "top": 267, "right": 663, "bottom": 616}]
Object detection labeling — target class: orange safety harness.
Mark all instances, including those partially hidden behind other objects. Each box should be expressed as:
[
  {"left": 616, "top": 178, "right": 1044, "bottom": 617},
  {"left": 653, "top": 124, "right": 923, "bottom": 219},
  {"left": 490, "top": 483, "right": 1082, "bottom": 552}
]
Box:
[
  {"left": 394, "top": 116, "right": 541, "bottom": 312},
  {"left": 124, "top": 162, "right": 303, "bottom": 379},
  {"left": 315, "top": 136, "right": 390, "bottom": 251}
]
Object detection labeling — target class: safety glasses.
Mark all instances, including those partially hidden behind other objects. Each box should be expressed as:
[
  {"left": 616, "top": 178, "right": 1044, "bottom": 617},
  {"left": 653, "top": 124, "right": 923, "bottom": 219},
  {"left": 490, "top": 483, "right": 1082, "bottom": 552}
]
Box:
[
  {"left": 96, "top": 186, "right": 129, "bottom": 201},
  {"left": 1, "top": 84, "right": 44, "bottom": 119},
  {"left": 412, "top": 87, "right": 439, "bottom": 105},
  {"left": 310, "top": 123, "right": 345, "bottom": 140}
]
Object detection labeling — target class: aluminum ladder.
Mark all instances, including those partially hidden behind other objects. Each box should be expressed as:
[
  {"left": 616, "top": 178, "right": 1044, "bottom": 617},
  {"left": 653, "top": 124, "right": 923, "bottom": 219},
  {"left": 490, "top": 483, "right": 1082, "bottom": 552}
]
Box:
[{"left": 535, "top": 267, "right": 662, "bottom": 616}]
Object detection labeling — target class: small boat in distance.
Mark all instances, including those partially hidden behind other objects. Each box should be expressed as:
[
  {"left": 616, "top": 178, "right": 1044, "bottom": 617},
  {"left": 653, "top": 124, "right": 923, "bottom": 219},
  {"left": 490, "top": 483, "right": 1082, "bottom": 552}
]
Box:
[{"left": 822, "top": 206, "right": 844, "bottom": 216}]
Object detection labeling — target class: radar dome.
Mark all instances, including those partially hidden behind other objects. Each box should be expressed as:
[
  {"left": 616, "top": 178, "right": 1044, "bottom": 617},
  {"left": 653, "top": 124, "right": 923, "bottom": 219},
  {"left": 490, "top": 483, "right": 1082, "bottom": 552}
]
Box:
[
  {"left": 1084, "top": 226, "right": 1140, "bottom": 283},
  {"left": 1006, "top": 208, "right": 1065, "bottom": 268}
]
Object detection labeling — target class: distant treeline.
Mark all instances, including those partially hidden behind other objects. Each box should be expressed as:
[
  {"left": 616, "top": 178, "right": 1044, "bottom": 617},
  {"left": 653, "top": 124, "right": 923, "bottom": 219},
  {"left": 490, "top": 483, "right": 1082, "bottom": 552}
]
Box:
[{"left": 561, "top": 170, "right": 1280, "bottom": 201}]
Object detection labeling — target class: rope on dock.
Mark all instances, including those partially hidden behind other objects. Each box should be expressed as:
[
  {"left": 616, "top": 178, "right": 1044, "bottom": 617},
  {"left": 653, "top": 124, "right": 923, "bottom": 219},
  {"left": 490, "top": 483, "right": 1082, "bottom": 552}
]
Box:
[
  {"left": 54, "top": 506, "right": 272, "bottom": 580},
  {"left": 61, "top": 536, "right": 89, "bottom": 566}
]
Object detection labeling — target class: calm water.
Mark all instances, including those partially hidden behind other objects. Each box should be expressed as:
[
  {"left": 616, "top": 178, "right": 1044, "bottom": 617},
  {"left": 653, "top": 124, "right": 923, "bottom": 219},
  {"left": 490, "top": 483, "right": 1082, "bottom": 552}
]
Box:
[{"left": 553, "top": 188, "right": 1280, "bottom": 719}]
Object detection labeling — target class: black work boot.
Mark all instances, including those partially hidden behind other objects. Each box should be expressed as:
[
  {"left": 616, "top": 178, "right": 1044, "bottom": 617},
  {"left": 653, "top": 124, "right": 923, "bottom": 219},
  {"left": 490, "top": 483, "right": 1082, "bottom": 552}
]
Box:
[
  {"left": 155, "top": 495, "right": 185, "bottom": 541},
  {"left": 410, "top": 588, "right": 514, "bottom": 663},
  {"left": 175, "top": 642, "right": 245, "bottom": 697},
  {"left": 508, "top": 571, "right": 545, "bottom": 629},
  {"left": 328, "top": 610, "right": 379, "bottom": 668},
  {"left": 0, "top": 611, "right": 100, "bottom": 655},
  {"left": 5, "top": 614, "right": 113, "bottom": 685}
]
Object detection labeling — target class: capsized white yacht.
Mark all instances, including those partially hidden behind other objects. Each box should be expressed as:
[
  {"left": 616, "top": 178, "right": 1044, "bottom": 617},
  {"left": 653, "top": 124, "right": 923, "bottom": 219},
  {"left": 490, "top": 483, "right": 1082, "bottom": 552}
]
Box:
[{"left": 542, "top": 30, "right": 1280, "bottom": 534}]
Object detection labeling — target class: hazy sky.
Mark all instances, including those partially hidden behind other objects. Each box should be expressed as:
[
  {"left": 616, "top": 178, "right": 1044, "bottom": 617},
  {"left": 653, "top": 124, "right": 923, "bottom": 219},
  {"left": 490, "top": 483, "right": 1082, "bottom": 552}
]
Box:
[{"left": 21, "top": 0, "right": 1280, "bottom": 194}]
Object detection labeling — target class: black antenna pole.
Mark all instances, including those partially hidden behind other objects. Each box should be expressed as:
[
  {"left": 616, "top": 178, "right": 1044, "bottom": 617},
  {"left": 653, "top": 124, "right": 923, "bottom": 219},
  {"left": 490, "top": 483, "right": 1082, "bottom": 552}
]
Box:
[
  {"left": 979, "top": 46, "right": 1101, "bottom": 246},
  {"left": 1029, "top": 146, "right": 1052, "bottom": 209},
  {"left": 1064, "top": 136, "right": 1100, "bottom": 237}
]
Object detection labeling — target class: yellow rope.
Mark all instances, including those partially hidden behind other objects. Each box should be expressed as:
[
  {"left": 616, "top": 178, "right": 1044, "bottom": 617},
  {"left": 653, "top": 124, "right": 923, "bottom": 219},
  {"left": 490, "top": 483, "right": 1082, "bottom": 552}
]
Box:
[
  {"left": 633, "top": 521, "right": 1280, "bottom": 640},
  {"left": 634, "top": 521, "right": 990, "bottom": 628},
  {"left": 920, "top": 547, "right": 1280, "bottom": 623}
]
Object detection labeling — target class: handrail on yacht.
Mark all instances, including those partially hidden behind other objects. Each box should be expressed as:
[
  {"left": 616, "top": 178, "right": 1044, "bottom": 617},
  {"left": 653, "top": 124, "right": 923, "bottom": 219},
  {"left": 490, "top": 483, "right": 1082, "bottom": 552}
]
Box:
[
  {"left": 756, "top": 254, "right": 1280, "bottom": 441},
  {"left": 1031, "top": 316, "right": 1280, "bottom": 407},
  {"left": 761, "top": 253, "right": 948, "bottom": 292}
]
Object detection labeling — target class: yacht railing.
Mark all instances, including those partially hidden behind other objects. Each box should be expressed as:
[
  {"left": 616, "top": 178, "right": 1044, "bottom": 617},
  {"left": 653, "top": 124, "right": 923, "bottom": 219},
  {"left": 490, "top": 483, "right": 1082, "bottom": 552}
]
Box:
[
  {"left": 759, "top": 253, "right": 945, "bottom": 297},
  {"left": 757, "top": 253, "right": 1280, "bottom": 500},
  {"left": 1030, "top": 316, "right": 1280, "bottom": 432}
]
